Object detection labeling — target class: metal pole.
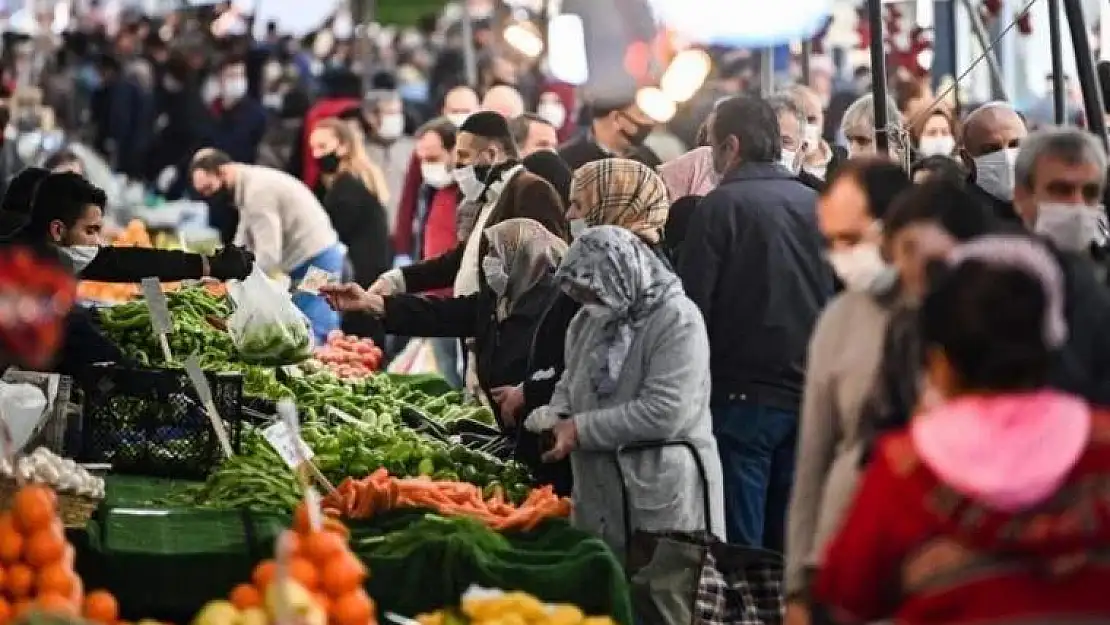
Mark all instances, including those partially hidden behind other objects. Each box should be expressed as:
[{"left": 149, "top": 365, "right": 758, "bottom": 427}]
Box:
[
  {"left": 760, "top": 48, "right": 775, "bottom": 96},
  {"left": 1061, "top": 0, "right": 1107, "bottom": 149},
  {"left": 801, "top": 39, "right": 812, "bottom": 86},
  {"left": 1048, "top": 0, "right": 1066, "bottom": 123},
  {"left": 945, "top": 0, "right": 961, "bottom": 115},
  {"left": 866, "top": 0, "right": 890, "bottom": 153},
  {"left": 460, "top": 2, "right": 479, "bottom": 89},
  {"left": 958, "top": 0, "right": 1009, "bottom": 100}
]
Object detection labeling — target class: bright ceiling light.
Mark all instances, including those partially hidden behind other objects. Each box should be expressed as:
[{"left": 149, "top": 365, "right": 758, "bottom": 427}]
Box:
[
  {"left": 636, "top": 87, "right": 677, "bottom": 123},
  {"left": 504, "top": 21, "right": 544, "bottom": 58},
  {"left": 547, "top": 14, "right": 588, "bottom": 85},
  {"left": 660, "top": 49, "right": 712, "bottom": 103},
  {"left": 916, "top": 49, "right": 935, "bottom": 70}
]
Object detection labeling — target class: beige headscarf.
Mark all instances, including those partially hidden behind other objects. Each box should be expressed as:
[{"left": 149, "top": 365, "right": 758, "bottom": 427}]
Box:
[
  {"left": 570, "top": 158, "right": 670, "bottom": 244},
  {"left": 483, "top": 218, "right": 568, "bottom": 319}
]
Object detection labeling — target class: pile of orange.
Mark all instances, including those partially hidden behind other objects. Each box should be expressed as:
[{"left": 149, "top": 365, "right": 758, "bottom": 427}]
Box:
[
  {"left": 0, "top": 484, "right": 120, "bottom": 624},
  {"left": 228, "top": 505, "right": 377, "bottom": 625}
]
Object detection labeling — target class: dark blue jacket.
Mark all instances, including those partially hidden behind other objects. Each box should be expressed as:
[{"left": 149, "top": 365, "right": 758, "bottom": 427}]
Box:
[
  {"left": 208, "top": 97, "right": 268, "bottom": 165},
  {"left": 678, "top": 162, "right": 834, "bottom": 411}
]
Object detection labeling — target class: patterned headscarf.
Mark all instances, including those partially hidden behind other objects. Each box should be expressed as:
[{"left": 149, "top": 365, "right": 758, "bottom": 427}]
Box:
[
  {"left": 483, "top": 218, "right": 568, "bottom": 319},
  {"left": 555, "top": 226, "right": 683, "bottom": 396},
  {"left": 570, "top": 158, "right": 670, "bottom": 244}
]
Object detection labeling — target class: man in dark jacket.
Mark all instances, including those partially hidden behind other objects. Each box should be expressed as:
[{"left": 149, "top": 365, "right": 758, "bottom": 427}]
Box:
[
  {"left": 90, "top": 53, "right": 153, "bottom": 179},
  {"left": 960, "top": 101, "right": 1028, "bottom": 224},
  {"left": 679, "top": 95, "right": 834, "bottom": 550},
  {"left": 558, "top": 99, "right": 661, "bottom": 171},
  {"left": 207, "top": 56, "right": 268, "bottom": 166}
]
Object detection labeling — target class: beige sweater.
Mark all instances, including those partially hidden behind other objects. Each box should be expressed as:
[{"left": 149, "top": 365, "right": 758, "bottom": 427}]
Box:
[
  {"left": 785, "top": 290, "right": 893, "bottom": 597},
  {"left": 232, "top": 164, "right": 339, "bottom": 273}
]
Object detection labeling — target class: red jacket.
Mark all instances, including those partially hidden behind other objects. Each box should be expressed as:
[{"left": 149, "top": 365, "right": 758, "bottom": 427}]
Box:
[
  {"left": 816, "top": 416, "right": 1110, "bottom": 624},
  {"left": 393, "top": 152, "right": 423, "bottom": 255},
  {"left": 300, "top": 97, "right": 359, "bottom": 188}
]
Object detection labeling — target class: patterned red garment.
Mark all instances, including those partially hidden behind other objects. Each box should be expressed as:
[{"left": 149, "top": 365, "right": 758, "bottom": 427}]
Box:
[
  {"left": 0, "top": 247, "right": 77, "bottom": 369},
  {"left": 815, "top": 414, "right": 1110, "bottom": 624}
]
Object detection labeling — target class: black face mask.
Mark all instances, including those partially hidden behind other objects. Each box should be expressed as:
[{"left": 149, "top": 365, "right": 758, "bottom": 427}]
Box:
[
  {"left": 620, "top": 113, "right": 653, "bottom": 147},
  {"left": 472, "top": 164, "right": 493, "bottom": 183},
  {"left": 316, "top": 152, "right": 341, "bottom": 174}
]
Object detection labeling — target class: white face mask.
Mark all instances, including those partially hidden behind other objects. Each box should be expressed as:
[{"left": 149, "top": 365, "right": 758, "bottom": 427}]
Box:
[
  {"left": 973, "top": 147, "right": 1019, "bottom": 201},
  {"left": 447, "top": 112, "right": 470, "bottom": 128},
  {"left": 537, "top": 102, "right": 567, "bottom": 129},
  {"left": 262, "top": 92, "right": 284, "bottom": 111},
  {"left": 378, "top": 113, "right": 405, "bottom": 140},
  {"left": 482, "top": 256, "right": 508, "bottom": 296},
  {"left": 222, "top": 77, "right": 247, "bottom": 102},
  {"left": 569, "top": 218, "right": 588, "bottom": 239},
  {"left": 804, "top": 124, "right": 822, "bottom": 153},
  {"left": 421, "top": 162, "right": 453, "bottom": 189},
  {"left": 827, "top": 243, "right": 888, "bottom": 292},
  {"left": 452, "top": 165, "right": 485, "bottom": 201},
  {"left": 583, "top": 303, "right": 611, "bottom": 319},
  {"left": 1034, "top": 203, "right": 1108, "bottom": 253},
  {"left": 57, "top": 244, "right": 100, "bottom": 274},
  {"left": 201, "top": 78, "right": 220, "bottom": 104},
  {"left": 918, "top": 135, "right": 956, "bottom": 157},
  {"left": 779, "top": 149, "right": 798, "bottom": 173}
]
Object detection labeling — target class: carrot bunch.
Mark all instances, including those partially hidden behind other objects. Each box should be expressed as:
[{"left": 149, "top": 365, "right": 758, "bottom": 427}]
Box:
[
  {"left": 0, "top": 484, "right": 121, "bottom": 624},
  {"left": 228, "top": 504, "right": 377, "bottom": 625},
  {"left": 323, "top": 469, "right": 571, "bottom": 532}
]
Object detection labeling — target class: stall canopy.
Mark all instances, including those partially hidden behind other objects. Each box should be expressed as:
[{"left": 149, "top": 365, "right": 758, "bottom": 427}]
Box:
[{"left": 646, "top": 0, "right": 834, "bottom": 47}]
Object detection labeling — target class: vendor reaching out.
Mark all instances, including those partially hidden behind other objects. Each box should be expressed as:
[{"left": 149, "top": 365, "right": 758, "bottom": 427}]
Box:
[
  {"left": 8, "top": 170, "right": 254, "bottom": 283},
  {"left": 322, "top": 218, "right": 577, "bottom": 495}
]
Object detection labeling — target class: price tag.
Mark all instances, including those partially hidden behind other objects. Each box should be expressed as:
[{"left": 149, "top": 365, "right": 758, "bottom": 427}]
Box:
[
  {"left": 141, "top": 277, "right": 174, "bottom": 362},
  {"left": 262, "top": 420, "right": 315, "bottom": 469},
  {"left": 184, "top": 356, "right": 234, "bottom": 458},
  {"left": 296, "top": 266, "right": 337, "bottom": 294}
]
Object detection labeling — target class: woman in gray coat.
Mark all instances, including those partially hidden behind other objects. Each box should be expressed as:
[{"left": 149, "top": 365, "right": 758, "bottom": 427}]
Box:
[{"left": 524, "top": 226, "right": 725, "bottom": 557}]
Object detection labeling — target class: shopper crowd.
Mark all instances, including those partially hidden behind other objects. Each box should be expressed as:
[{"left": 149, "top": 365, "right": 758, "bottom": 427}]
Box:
[{"left": 3, "top": 1, "right": 1110, "bottom": 621}]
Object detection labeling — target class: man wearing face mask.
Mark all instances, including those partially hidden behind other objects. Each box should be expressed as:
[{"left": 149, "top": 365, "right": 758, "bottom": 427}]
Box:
[
  {"left": 785, "top": 84, "right": 844, "bottom": 183},
  {"left": 358, "top": 82, "right": 415, "bottom": 233},
  {"left": 768, "top": 95, "right": 822, "bottom": 191},
  {"left": 557, "top": 98, "right": 661, "bottom": 171},
  {"left": 960, "top": 101, "right": 1028, "bottom": 224},
  {"left": 678, "top": 96, "right": 833, "bottom": 550},
  {"left": 207, "top": 57, "right": 268, "bottom": 166}
]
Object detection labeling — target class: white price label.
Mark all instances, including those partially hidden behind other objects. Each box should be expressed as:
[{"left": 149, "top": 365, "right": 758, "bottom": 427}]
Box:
[
  {"left": 184, "top": 356, "right": 234, "bottom": 458},
  {"left": 262, "top": 420, "right": 315, "bottom": 469},
  {"left": 140, "top": 278, "right": 173, "bottom": 335}
]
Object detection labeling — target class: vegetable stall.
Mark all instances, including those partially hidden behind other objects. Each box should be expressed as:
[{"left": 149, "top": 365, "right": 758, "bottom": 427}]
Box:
[{"left": 30, "top": 263, "right": 635, "bottom": 625}]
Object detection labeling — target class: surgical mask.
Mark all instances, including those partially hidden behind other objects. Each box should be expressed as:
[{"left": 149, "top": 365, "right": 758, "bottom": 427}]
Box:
[
  {"left": 1034, "top": 203, "right": 1108, "bottom": 253},
  {"left": 421, "top": 162, "right": 453, "bottom": 189},
  {"left": 57, "top": 245, "right": 100, "bottom": 274},
  {"left": 779, "top": 149, "right": 798, "bottom": 173},
  {"left": 262, "top": 92, "right": 284, "bottom": 111},
  {"left": 222, "top": 77, "right": 247, "bottom": 102},
  {"left": 583, "top": 303, "right": 611, "bottom": 319},
  {"left": 453, "top": 165, "right": 485, "bottom": 201},
  {"left": 201, "top": 78, "right": 220, "bottom": 104},
  {"left": 973, "top": 148, "right": 1019, "bottom": 201},
  {"left": 378, "top": 113, "right": 405, "bottom": 140},
  {"left": 804, "top": 124, "right": 822, "bottom": 152},
  {"left": 537, "top": 102, "right": 566, "bottom": 128},
  {"left": 447, "top": 112, "right": 470, "bottom": 128},
  {"left": 918, "top": 135, "right": 956, "bottom": 157},
  {"left": 482, "top": 256, "right": 508, "bottom": 296},
  {"left": 570, "top": 218, "right": 588, "bottom": 239},
  {"left": 827, "top": 243, "right": 888, "bottom": 292}
]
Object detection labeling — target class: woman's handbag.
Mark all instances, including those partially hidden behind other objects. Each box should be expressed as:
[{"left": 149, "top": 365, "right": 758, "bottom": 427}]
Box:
[{"left": 613, "top": 440, "right": 784, "bottom": 625}]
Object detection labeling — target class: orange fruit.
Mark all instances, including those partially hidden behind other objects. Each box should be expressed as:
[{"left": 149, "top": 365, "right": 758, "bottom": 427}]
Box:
[
  {"left": 229, "top": 584, "right": 262, "bottom": 610},
  {"left": 279, "top": 530, "right": 303, "bottom": 558},
  {"left": 288, "top": 557, "right": 319, "bottom": 591},
  {"left": 0, "top": 597, "right": 10, "bottom": 623},
  {"left": 83, "top": 590, "right": 120, "bottom": 624},
  {"left": 292, "top": 504, "right": 312, "bottom": 534},
  {"left": 329, "top": 588, "right": 373, "bottom": 625},
  {"left": 251, "top": 560, "right": 278, "bottom": 590},
  {"left": 302, "top": 531, "right": 345, "bottom": 566},
  {"left": 0, "top": 517, "right": 24, "bottom": 563},
  {"left": 322, "top": 518, "right": 350, "bottom": 540},
  {"left": 312, "top": 592, "right": 332, "bottom": 616},
  {"left": 37, "top": 563, "right": 78, "bottom": 596},
  {"left": 24, "top": 524, "right": 65, "bottom": 568},
  {"left": 12, "top": 486, "right": 56, "bottom": 533},
  {"left": 11, "top": 599, "right": 31, "bottom": 618},
  {"left": 319, "top": 551, "right": 365, "bottom": 598},
  {"left": 35, "top": 592, "right": 77, "bottom": 615},
  {"left": 7, "top": 563, "right": 34, "bottom": 598}
]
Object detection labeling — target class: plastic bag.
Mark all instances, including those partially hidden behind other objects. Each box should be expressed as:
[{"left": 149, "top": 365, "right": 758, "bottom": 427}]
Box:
[
  {"left": 0, "top": 382, "right": 48, "bottom": 450},
  {"left": 227, "top": 266, "right": 313, "bottom": 364}
]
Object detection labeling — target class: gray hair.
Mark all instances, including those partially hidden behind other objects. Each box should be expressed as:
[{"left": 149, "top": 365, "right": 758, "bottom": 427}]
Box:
[
  {"left": 841, "top": 94, "right": 904, "bottom": 136},
  {"left": 1015, "top": 126, "right": 1107, "bottom": 190},
  {"left": 767, "top": 94, "right": 805, "bottom": 132}
]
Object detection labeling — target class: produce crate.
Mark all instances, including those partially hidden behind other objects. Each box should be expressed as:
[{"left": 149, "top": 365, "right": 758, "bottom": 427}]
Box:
[{"left": 73, "top": 364, "right": 243, "bottom": 479}]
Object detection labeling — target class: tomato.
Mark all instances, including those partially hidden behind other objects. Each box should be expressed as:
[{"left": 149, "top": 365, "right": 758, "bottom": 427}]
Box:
[
  {"left": 353, "top": 342, "right": 372, "bottom": 354},
  {"left": 326, "top": 330, "right": 345, "bottom": 345}
]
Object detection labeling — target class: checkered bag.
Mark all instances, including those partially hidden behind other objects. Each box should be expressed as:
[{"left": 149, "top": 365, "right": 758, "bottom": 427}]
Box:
[{"left": 695, "top": 543, "right": 784, "bottom": 625}]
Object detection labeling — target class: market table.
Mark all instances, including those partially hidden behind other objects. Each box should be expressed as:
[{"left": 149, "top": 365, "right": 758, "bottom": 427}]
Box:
[{"left": 68, "top": 476, "right": 633, "bottom": 625}]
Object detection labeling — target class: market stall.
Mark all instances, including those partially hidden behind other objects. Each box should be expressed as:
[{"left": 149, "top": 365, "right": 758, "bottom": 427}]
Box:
[{"left": 4, "top": 238, "right": 635, "bottom": 625}]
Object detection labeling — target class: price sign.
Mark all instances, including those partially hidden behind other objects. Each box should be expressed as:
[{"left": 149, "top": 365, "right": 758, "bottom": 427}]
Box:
[
  {"left": 184, "top": 356, "right": 234, "bottom": 458},
  {"left": 141, "top": 277, "right": 174, "bottom": 363},
  {"left": 262, "top": 420, "right": 315, "bottom": 469}
]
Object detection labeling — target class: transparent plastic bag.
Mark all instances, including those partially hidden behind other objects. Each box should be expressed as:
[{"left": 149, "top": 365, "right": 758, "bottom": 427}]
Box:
[{"left": 227, "top": 266, "right": 313, "bottom": 364}]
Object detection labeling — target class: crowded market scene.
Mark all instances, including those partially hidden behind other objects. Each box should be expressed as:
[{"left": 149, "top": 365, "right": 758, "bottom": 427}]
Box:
[{"left": 0, "top": 0, "right": 1108, "bottom": 622}]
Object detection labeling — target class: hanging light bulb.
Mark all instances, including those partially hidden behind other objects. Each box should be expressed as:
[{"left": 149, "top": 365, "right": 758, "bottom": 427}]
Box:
[
  {"left": 659, "top": 49, "right": 712, "bottom": 103},
  {"left": 636, "top": 86, "right": 677, "bottom": 123}
]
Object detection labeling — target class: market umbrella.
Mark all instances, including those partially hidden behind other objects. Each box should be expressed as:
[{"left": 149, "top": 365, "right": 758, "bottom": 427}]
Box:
[{"left": 646, "top": 0, "right": 834, "bottom": 47}]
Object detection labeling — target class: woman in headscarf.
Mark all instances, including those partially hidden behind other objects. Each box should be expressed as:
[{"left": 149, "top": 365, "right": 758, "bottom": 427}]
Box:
[
  {"left": 322, "top": 218, "right": 577, "bottom": 494},
  {"left": 658, "top": 146, "right": 717, "bottom": 200},
  {"left": 523, "top": 226, "right": 725, "bottom": 556},
  {"left": 568, "top": 158, "right": 672, "bottom": 265}
]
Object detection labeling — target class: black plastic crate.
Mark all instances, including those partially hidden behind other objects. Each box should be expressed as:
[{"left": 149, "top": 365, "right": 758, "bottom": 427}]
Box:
[{"left": 74, "top": 364, "right": 243, "bottom": 479}]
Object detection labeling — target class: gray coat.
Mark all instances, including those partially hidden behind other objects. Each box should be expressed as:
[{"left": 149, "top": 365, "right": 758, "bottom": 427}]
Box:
[{"left": 548, "top": 295, "right": 726, "bottom": 556}]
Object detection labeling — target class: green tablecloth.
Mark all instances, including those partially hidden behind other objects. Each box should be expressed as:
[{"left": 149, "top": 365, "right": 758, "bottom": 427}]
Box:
[{"left": 72, "top": 477, "right": 632, "bottom": 625}]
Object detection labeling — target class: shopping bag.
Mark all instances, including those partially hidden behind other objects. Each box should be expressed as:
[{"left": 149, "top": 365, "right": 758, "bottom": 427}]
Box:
[
  {"left": 385, "top": 337, "right": 441, "bottom": 375},
  {"left": 226, "top": 266, "right": 313, "bottom": 364}
]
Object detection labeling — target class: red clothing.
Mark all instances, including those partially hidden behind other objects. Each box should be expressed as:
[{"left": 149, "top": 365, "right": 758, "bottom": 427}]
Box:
[
  {"left": 300, "top": 97, "right": 359, "bottom": 188},
  {"left": 393, "top": 152, "right": 423, "bottom": 255},
  {"left": 420, "top": 185, "right": 459, "bottom": 297},
  {"left": 816, "top": 415, "right": 1110, "bottom": 624}
]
